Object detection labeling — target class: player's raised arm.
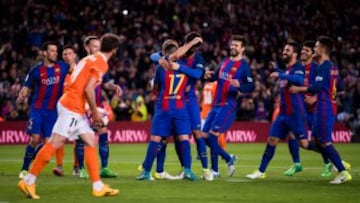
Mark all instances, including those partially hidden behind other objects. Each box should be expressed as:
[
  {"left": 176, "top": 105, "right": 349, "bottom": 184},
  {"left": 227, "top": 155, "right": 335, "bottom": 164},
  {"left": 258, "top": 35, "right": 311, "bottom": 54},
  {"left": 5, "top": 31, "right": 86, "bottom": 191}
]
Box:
[
  {"left": 168, "top": 37, "right": 203, "bottom": 61},
  {"left": 169, "top": 62, "right": 203, "bottom": 79}
]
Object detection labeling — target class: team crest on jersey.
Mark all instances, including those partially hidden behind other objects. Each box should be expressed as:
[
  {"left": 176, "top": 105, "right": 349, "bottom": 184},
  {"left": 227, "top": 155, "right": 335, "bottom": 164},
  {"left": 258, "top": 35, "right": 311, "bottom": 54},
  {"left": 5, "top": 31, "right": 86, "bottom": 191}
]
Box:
[
  {"left": 55, "top": 67, "right": 61, "bottom": 73},
  {"left": 231, "top": 67, "right": 237, "bottom": 72}
]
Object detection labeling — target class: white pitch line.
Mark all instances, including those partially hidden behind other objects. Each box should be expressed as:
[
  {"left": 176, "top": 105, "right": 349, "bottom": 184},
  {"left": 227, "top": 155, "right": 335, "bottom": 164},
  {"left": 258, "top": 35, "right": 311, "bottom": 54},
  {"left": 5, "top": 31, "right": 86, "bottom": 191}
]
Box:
[{"left": 0, "top": 159, "right": 358, "bottom": 172}]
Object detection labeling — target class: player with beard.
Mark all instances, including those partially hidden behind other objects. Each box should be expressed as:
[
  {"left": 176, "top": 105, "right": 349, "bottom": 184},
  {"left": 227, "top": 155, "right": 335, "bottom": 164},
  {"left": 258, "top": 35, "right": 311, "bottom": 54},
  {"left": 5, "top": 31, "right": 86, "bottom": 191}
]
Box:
[
  {"left": 246, "top": 41, "right": 307, "bottom": 179},
  {"left": 17, "top": 42, "right": 70, "bottom": 179},
  {"left": 202, "top": 35, "right": 255, "bottom": 177}
]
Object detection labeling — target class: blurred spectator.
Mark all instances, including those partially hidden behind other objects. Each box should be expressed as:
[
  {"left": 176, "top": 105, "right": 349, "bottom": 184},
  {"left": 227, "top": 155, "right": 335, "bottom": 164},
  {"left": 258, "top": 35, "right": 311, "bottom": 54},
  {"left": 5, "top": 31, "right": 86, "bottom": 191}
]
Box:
[
  {"left": 0, "top": 0, "right": 358, "bottom": 125},
  {"left": 130, "top": 96, "right": 148, "bottom": 122},
  {"left": 254, "top": 100, "right": 268, "bottom": 122}
]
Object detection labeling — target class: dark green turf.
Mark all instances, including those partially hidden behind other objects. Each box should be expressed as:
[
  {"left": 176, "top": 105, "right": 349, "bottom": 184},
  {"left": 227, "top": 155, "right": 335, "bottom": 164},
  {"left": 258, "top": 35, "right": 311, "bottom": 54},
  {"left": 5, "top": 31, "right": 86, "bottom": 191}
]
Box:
[{"left": 0, "top": 143, "right": 359, "bottom": 203}]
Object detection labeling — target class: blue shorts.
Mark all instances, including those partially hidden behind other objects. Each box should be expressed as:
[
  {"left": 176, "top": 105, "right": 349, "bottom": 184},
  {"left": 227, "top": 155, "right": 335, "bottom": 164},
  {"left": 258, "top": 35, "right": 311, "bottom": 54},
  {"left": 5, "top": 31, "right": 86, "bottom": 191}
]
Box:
[
  {"left": 151, "top": 106, "right": 191, "bottom": 137},
  {"left": 26, "top": 108, "right": 58, "bottom": 138},
  {"left": 186, "top": 96, "right": 201, "bottom": 131},
  {"left": 312, "top": 112, "right": 335, "bottom": 143},
  {"left": 270, "top": 114, "right": 307, "bottom": 140},
  {"left": 202, "top": 105, "right": 236, "bottom": 133},
  {"left": 306, "top": 111, "right": 315, "bottom": 130}
]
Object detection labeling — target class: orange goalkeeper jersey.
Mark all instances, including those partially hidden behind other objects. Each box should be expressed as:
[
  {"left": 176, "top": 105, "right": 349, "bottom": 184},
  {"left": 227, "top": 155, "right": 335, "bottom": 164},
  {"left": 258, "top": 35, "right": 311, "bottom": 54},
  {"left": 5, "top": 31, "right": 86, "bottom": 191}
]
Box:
[
  {"left": 59, "top": 53, "right": 108, "bottom": 114},
  {"left": 200, "top": 81, "right": 217, "bottom": 119}
]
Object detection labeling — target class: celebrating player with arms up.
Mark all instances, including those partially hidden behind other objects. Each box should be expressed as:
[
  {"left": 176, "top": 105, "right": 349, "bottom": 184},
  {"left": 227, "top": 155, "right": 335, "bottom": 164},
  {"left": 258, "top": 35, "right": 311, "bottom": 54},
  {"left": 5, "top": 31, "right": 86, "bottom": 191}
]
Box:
[
  {"left": 18, "top": 33, "right": 121, "bottom": 199},
  {"left": 137, "top": 37, "right": 203, "bottom": 181}
]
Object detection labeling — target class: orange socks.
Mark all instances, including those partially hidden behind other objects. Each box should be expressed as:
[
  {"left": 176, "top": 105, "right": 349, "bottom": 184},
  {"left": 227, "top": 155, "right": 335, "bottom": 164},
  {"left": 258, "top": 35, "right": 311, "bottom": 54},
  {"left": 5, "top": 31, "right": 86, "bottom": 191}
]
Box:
[
  {"left": 84, "top": 146, "right": 100, "bottom": 182},
  {"left": 56, "top": 145, "right": 64, "bottom": 166},
  {"left": 30, "top": 142, "right": 56, "bottom": 176},
  {"left": 218, "top": 133, "right": 227, "bottom": 150}
]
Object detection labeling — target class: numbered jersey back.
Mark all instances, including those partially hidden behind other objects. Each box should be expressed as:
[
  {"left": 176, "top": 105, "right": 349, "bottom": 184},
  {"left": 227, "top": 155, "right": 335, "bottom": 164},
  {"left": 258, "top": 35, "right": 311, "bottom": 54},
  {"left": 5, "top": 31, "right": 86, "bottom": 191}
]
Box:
[
  {"left": 155, "top": 67, "right": 188, "bottom": 110},
  {"left": 60, "top": 53, "right": 108, "bottom": 114}
]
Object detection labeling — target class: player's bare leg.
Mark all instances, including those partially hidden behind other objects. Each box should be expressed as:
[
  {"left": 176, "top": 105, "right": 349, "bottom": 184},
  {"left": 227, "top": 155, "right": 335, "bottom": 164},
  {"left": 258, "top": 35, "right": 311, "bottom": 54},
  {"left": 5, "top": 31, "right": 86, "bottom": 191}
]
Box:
[{"left": 18, "top": 133, "right": 66, "bottom": 199}]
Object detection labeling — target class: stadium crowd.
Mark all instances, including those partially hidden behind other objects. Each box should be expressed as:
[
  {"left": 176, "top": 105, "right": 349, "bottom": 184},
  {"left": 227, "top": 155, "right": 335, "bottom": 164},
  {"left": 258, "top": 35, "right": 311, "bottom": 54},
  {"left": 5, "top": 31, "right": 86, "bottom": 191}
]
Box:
[{"left": 0, "top": 0, "right": 359, "bottom": 124}]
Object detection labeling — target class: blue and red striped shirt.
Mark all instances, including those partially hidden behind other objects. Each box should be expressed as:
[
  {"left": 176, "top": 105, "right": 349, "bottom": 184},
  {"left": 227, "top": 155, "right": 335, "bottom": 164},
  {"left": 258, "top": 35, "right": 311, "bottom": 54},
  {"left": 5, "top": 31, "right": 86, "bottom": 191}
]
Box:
[
  {"left": 277, "top": 61, "right": 305, "bottom": 115},
  {"left": 210, "top": 58, "right": 254, "bottom": 107},
  {"left": 178, "top": 52, "right": 205, "bottom": 98},
  {"left": 154, "top": 64, "right": 189, "bottom": 110},
  {"left": 308, "top": 60, "right": 341, "bottom": 116},
  {"left": 304, "top": 62, "right": 317, "bottom": 113},
  {"left": 24, "top": 61, "right": 69, "bottom": 110}
]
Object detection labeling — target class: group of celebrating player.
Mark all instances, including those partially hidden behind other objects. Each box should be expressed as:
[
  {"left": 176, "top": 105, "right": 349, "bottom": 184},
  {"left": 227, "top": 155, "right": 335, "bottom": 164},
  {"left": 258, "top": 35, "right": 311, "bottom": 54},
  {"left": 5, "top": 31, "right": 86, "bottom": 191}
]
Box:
[
  {"left": 16, "top": 30, "right": 352, "bottom": 200},
  {"left": 136, "top": 32, "right": 352, "bottom": 185}
]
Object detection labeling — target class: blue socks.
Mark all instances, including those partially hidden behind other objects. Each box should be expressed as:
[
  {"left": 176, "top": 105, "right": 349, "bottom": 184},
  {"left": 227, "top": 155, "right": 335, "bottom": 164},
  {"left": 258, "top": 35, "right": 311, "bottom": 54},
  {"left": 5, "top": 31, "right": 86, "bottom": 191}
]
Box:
[
  {"left": 180, "top": 140, "right": 191, "bottom": 170},
  {"left": 156, "top": 142, "right": 166, "bottom": 173},
  {"left": 98, "top": 133, "right": 109, "bottom": 168},
  {"left": 21, "top": 144, "right": 35, "bottom": 170},
  {"left": 75, "top": 139, "right": 85, "bottom": 169},
  {"left": 288, "top": 139, "right": 300, "bottom": 163},
  {"left": 307, "top": 140, "right": 330, "bottom": 164},
  {"left": 210, "top": 148, "right": 218, "bottom": 172},
  {"left": 174, "top": 139, "right": 183, "bottom": 167},
  {"left": 208, "top": 133, "right": 231, "bottom": 162},
  {"left": 195, "top": 137, "right": 208, "bottom": 169},
  {"left": 143, "top": 141, "right": 161, "bottom": 172},
  {"left": 323, "top": 144, "right": 345, "bottom": 172},
  {"left": 34, "top": 142, "right": 44, "bottom": 158},
  {"left": 259, "top": 143, "right": 276, "bottom": 173}
]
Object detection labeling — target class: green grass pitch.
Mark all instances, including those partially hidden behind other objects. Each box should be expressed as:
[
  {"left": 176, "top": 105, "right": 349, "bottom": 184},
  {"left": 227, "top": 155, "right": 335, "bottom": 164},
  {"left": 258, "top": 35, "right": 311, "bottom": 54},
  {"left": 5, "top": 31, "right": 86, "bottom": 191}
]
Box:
[{"left": 0, "top": 143, "right": 359, "bottom": 203}]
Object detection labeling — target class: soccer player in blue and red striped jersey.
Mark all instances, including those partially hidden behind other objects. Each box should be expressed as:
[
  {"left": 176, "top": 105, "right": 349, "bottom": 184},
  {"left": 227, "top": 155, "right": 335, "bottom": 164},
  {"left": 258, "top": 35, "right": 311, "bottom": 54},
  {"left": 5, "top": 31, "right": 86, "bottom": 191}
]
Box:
[
  {"left": 170, "top": 32, "right": 211, "bottom": 180},
  {"left": 283, "top": 40, "right": 319, "bottom": 176},
  {"left": 246, "top": 41, "right": 307, "bottom": 179},
  {"left": 17, "top": 41, "right": 70, "bottom": 178},
  {"left": 202, "top": 35, "right": 255, "bottom": 177},
  {"left": 289, "top": 36, "right": 352, "bottom": 184},
  {"left": 137, "top": 37, "right": 203, "bottom": 181}
]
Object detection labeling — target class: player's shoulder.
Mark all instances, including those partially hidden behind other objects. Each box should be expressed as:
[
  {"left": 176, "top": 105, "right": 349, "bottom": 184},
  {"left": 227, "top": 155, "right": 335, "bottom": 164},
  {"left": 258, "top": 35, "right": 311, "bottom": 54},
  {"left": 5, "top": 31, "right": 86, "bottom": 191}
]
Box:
[
  {"left": 240, "top": 58, "right": 250, "bottom": 66},
  {"left": 194, "top": 52, "right": 204, "bottom": 60},
  {"left": 310, "top": 61, "right": 318, "bottom": 68},
  {"left": 56, "top": 61, "right": 70, "bottom": 71},
  {"left": 293, "top": 61, "right": 305, "bottom": 75},
  {"left": 28, "top": 62, "right": 44, "bottom": 73}
]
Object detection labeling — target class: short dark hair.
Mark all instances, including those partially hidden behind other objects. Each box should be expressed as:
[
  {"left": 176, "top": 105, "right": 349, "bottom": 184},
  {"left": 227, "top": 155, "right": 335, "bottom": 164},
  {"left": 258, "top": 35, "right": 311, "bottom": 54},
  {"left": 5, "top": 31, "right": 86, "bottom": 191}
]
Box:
[
  {"left": 83, "top": 36, "right": 99, "bottom": 47},
  {"left": 100, "top": 33, "right": 121, "bottom": 52},
  {"left": 232, "top": 35, "right": 247, "bottom": 47},
  {"left": 184, "top": 31, "right": 201, "bottom": 57},
  {"left": 62, "top": 44, "right": 75, "bottom": 52},
  {"left": 303, "top": 40, "right": 315, "bottom": 49},
  {"left": 41, "top": 41, "right": 58, "bottom": 51},
  {"left": 286, "top": 41, "right": 300, "bottom": 55},
  {"left": 185, "top": 31, "right": 201, "bottom": 43},
  {"left": 317, "top": 35, "right": 334, "bottom": 54}
]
